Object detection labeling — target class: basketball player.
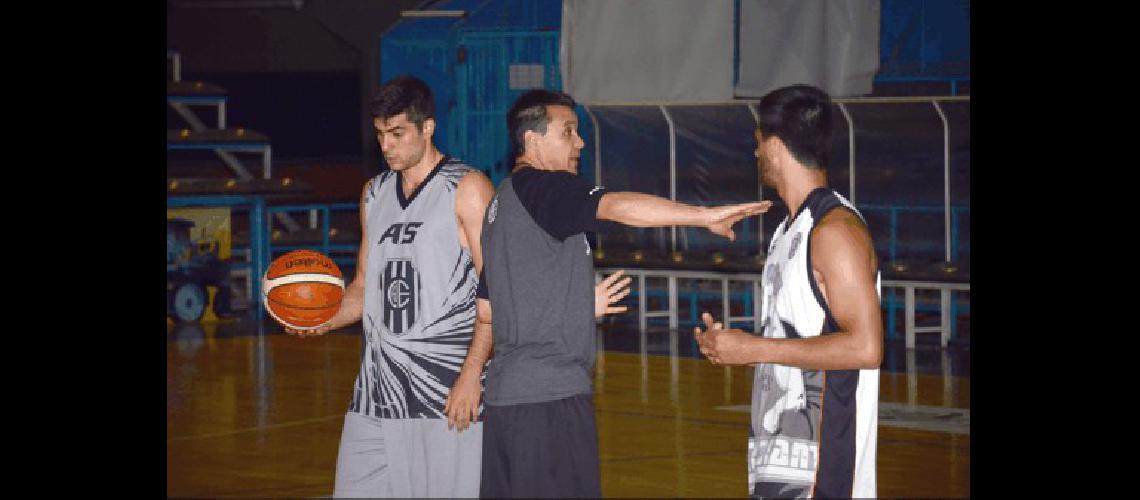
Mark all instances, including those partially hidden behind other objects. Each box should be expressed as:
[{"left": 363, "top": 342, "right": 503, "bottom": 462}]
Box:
[
  {"left": 270, "top": 75, "right": 493, "bottom": 497},
  {"left": 693, "top": 84, "right": 883, "bottom": 498},
  {"left": 476, "top": 89, "right": 773, "bottom": 498},
  {"left": 275, "top": 76, "right": 633, "bottom": 498}
]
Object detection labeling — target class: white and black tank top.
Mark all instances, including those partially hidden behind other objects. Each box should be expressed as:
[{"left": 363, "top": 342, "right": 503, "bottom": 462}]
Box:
[
  {"left": 749, "top": 187, "right": 880, "bottom": 498},
  {"left": 349, "top": 156, "right": 480, "bottom": 419}
]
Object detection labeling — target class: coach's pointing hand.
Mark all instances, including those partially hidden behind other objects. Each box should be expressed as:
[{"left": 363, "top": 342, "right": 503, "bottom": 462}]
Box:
[{"left": 704, "top": 201, "right": 773, "bottom": 241}]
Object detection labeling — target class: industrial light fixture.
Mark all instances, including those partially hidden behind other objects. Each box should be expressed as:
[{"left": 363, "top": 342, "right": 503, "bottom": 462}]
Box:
[
  {"left": 400, "top": 10, "right": 466, "bottom": 18},
  {"left": 172, "top": 0, "right": 302, "bottom": 9}
]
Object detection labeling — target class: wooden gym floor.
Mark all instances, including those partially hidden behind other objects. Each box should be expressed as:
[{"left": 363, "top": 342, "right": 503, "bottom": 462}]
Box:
[{"left": 167, "top": 318, "right": 969, "bottom": 498}]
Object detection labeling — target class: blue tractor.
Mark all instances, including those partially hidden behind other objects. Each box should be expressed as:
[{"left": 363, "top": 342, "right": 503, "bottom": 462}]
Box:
[{"left": 167, "top": 218, "right": 234, "bottom": 322}]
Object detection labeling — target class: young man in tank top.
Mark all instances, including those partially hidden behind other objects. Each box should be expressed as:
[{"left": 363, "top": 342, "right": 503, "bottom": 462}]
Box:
[
  {"left": 272, "top": 75, "right": 493, "bottom": 498},
  {"left": 475, "top": 89, "right": 774, "bottom": 498},
  {"left": 694, "top": 84, "right": 884, "bottom": 499}
]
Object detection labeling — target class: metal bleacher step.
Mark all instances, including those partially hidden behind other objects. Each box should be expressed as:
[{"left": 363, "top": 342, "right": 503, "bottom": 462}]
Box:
[
  {"left": 166, "top": 127, "right": 275, "bottom": 187},
  {"left": 166, "top": 177, "right": 314, "bottom": 196},
  {"left": 592, "top": 248, "right": 766, "bottom": 273},
  {"left": 168, "top": 80, "right": 229, "bottom": 129},
  {"left": 166, "top": 125, "right": 301, "bottom": 232},
  {"left": 881, "top": 259, "right": 970, "bottom": 284},
  {"left": 231, "top": 227, "right": 359, "bottom": 249},
  {"left": 168, "top": 80, "right": 228, "bottom": 98},
  {"left": 166, "top": 128, "right": 271, "bottom": 149}
]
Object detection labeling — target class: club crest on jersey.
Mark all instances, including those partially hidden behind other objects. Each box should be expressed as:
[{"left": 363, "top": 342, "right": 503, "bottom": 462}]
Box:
[{"left": 382, "top": 259, "right": 419, "bottom": 335}]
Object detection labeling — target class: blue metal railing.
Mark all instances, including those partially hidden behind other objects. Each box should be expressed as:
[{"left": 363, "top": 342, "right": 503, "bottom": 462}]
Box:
[
  {"left": 265, "top": 203, "right": 360, "bottom": 271},
  {"left": 873, "top": 75, "right": 970, "bottom": 96},
  {"left": 241, "top": 201, "right": 969, "bottom": 340},
  {"left": 858, "top": 204, "right": 970, "bottom": 263},
  {"left": 858, "top": 203, "right": 970, "bottom": 341}
]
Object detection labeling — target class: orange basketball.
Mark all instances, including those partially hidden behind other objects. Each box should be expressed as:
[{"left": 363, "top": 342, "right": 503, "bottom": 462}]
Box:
[{"left": 262, "top": 249, "right": 345, "bottom": 329}]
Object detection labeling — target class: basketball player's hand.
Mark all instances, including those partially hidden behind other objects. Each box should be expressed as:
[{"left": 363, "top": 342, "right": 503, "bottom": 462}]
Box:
[
  {"left": 693, "top": 312, "right": 752, "bottom": 365},
  {"left": 705, "top": 201, "right": 773, "bottom": 241},
  {"left": 596, "top": 270, "right": 632, "bottom": 318},
  {"left": 444, "top": 371, "right": 481, "bottom": 432},
  {"left": 284, "top": 322, "right": 333, "bottom": 338}
]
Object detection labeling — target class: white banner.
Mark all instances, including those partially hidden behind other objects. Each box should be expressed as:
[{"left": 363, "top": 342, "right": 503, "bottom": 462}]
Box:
[
  {"left": 560, "top": 0, "right": 735, "bottom": 103},
  {"left": 735, "top": 0, "right": 880, "bottom": 98}
]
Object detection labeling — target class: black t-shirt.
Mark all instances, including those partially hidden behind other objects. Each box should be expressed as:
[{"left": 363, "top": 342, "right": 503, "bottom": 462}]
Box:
[
  {"left": 511, "top": 166, "right": 610, "bottom": 240},
  {"left": 477, "top": 166, "right": 612, "bottom": 299}
]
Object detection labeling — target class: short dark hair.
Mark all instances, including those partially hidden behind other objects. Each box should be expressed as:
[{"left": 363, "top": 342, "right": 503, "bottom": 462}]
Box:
[
  {"left": 507, "top": 89, "right": 577, "bottom": 158},
  {"left": 370, "top": 75, "right": 434, "bottom": 131},
  {"left": 756, "top": 84, "right": 833, "bottom": 170}
]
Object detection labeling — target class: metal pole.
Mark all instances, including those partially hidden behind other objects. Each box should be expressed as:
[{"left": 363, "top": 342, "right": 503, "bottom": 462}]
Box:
[
  {"left": 721, "top": 279, "right": 730, "bottom": 329},
  {"left": 753, "top": 279, "right": 762, "bottom": 333},
  {"left": 321, "top": 206, "right": 331, "bottom": 255},
  {"left": 668, "top": 275, "right": 678, "bottom": 331},
  {"left": 932, "top": 101, "right": 950, "bottom": 262},
  {"left": 639, "top": 273, "right": 648, "bottom": 333},
  {"left": 264, "top": 145, "right": 272, "bottom": 179},
  {"left": 578, "top": 95, "right": 969, "bottom": 107},
  {"left": 584, "top": 106, "right": 602, "bottom": 187},
  {"left": 659, "top": 105, "right": 677, "bottom": 253},
  {"left": 837, "top": 103, "right": 856, "bottom": 204},
  {"left": 584, "top": 105, "right": 603, "bottom": 255},
  {"left": 747, "top": 104, "right": 764, "bottom": 252},
  {"left": 251, "top": 198, "right": 266, "bottom": 320}
]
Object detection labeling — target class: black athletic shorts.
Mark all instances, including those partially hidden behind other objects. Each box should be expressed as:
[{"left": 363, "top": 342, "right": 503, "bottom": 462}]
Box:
[{"left": 480, "top": 393, "right": 601, "bottom": 498}]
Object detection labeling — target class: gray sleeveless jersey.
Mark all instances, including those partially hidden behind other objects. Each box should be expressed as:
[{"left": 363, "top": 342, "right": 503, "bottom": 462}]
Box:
[
  {"left": 479, "top": 176, "right": 598, "bottom": 406},
  {"left": 349, "top": 156, "right": 480, "bottom": 419}
]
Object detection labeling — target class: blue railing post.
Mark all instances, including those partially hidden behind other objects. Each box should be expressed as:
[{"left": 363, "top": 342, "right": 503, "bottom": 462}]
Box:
[
  {"left": 951, "top": 290, "right": 958, "bottom": 340},
  {"left": 251, "top": 197, "right": 267, "bottom": 321},
  {"left": 742, "top": 283, "right": 753, "bottom": 326},
  {"left": 321, "top": 206, "right": 331, "bottom": 256}
]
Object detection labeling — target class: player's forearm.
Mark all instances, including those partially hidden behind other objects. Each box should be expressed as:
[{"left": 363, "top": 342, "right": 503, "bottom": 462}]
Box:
[
  {"left": 459, "top": 318, "right": 494, "bottom": 375},
  {"left": 327, "top": 279, "right": 365, "bottom": 329},
  {"left": 597, "top": 192, "right": 708, "bottom": 228},
  {"left": 756, "top": 331, "right": 882, "bottom": 370}
]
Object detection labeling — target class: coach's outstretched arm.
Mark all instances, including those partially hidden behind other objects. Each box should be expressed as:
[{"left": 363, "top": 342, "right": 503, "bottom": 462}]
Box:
[
  {"left": 693, "top": 210, "right": 883, "bottom": 370},
  {"left": 283, "top": 181, "right": 371, "bottom": 337},
  {"left": 597, "top": 193, "right": 772, "bottom": 241}
]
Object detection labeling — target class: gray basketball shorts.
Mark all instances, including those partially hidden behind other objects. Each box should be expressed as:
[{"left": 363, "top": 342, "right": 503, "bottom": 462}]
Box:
[{"left": 333, "top": 412, "right": 483, "bottom": 498}]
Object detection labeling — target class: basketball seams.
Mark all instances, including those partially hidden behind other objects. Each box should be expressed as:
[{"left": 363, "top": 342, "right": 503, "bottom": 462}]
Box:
[
  {"left": 265, "top": 282, "right": 344, "bottom": 309},
  {"left": 262, "top": 249, "right": 346, "bottom": 329},
  {"left": 265, "top": 294, "right": 343, "bottom": 311},
  {"left": 263, "top": 273, "right": 346, "bottom": 289},
  {"left": 264, "top": 249, "right": 344, "bottom": 279}
]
